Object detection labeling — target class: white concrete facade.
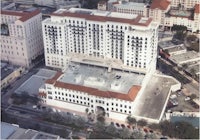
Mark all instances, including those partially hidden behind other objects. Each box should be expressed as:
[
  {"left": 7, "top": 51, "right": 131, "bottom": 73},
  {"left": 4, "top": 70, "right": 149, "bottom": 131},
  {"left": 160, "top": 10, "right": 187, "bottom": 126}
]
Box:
[
  {"left": 41, "top": 84, "right": 137, "bottom": 118},
  {"left": 106, "top": 0, "right": 200, "bottom": 32},
  {"left": 1, "top": 4, "right": 43, "bottom": 68},
  {"left": 170, "top": 0, "right": 200, "bottom": 9},
  {"left": 42, "top": 8, "right": 159, "bottom": 73}
]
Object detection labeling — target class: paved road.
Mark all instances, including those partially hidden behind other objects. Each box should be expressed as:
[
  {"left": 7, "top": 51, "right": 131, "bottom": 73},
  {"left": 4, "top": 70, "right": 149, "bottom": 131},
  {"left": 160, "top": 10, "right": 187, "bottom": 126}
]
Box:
[
  {"left": 157, "top": 58, "right": 199, "bottom": 95},
  {"left": 1, "top": 60, "right": 46, "bottom": 105},
  {"left": 1, "top": 69, "right": 38, "bottom": 105}
]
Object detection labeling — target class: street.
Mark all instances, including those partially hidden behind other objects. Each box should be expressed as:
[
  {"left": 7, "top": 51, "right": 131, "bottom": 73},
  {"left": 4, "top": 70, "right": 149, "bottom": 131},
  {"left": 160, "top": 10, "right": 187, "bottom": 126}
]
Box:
[{"left": 157, "top": 58, "right": 199, "bottom": 96}]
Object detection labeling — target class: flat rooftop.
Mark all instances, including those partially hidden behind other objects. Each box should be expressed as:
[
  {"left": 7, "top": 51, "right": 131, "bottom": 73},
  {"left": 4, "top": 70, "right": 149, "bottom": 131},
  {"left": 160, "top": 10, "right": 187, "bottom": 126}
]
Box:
[
  {"left": 132, "top": 75, "right": 180, "bottom": 120},
  {"left": 2, "top": 2, "right": 37, "bottom": 12},
  {"left": 170, "top": 51, "right": 200, "bottom": 64},
  {"left": 167, "top": 45, "right": 186, "bottom": 53},
  {"left": 1, "top": 122, "right": 18, "bottom": 139},
  {"left": 51, "top": 8, "right": 153, "bottom": 26},
  {"left": 158, "top": 40, "right": 183, "bottom": 49},
  {"left": 168, "top": 9, "right": 193, "bottom": 18},
  {"left": 114, "top": 2, "right": 147, "bottom": 11},
  {"left": 15, "top": 69, "right": 56, "bottom": 95},
  {"left": 59, "top": 63, "right": 144, "bottom": 94},
  {"left": 1, "top": 122, "right": 60, "bottom": 139},
  {"left": 1, "top": 62, "right": 20, "bottom": 80},
  {"left": 185, "top": 63, "right": 200, "bottom": 75}
]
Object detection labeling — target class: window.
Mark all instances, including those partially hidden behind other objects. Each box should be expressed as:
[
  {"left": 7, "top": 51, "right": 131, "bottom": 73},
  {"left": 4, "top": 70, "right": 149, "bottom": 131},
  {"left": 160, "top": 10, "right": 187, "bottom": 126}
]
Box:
[{"left": 48, "top": 96, "right": 52, "bottom": 99}]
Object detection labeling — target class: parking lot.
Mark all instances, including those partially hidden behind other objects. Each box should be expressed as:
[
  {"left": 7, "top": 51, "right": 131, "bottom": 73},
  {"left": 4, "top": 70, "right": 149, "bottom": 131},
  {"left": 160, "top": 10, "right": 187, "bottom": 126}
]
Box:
[{"left": 167, "top": 90, "right": 199, "bottom": 112}]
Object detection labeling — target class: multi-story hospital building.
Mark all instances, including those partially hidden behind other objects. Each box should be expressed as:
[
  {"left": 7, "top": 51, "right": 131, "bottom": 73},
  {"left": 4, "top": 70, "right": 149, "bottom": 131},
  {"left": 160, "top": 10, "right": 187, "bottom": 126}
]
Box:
[{"left": 40, "top": 8, "right": 180, "bottom": 123}]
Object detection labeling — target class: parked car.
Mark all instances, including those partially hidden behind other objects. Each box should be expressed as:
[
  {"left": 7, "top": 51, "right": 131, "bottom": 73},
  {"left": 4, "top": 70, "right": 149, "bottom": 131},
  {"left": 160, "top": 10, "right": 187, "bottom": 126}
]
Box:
[{"left": 185, "top": 96, "right": 191, "bottom": 101}]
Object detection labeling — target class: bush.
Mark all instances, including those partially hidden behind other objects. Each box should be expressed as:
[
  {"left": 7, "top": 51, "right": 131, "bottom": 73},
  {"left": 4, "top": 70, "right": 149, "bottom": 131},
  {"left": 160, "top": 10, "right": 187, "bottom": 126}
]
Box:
[
  {"left": 137, "top": 119, "right": 147, "bottom": 127},
  {"left": 159, "top": 120, "right": 199, "bottom": 139}
]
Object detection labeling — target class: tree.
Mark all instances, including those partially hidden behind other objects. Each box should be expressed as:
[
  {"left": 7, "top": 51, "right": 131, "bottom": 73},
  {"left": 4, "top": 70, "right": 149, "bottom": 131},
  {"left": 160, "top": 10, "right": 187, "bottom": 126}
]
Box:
[
  {"left": 159, "top": 120, "right": 199, "bottom": 139},
  {"left": 172, "top": 25, "right": 187, "bottom": 32},
  {"left": 119, "top": 128, "right": 131, "bottom": 139},
  {"left": 137, "top": 119, "right": 147, "bottom": 127},
  {"left": 189, "top": 94, "right": 197, "bottom": 100},
  {"left": 131, "top": 130, "right": 144, "bottom": 139},
  {"left": 182, "top": 63, "right": 188, "bottom": 69},
  {"left": 75, "top": 117, "right": 86, "bottom": 128},
  {"left": 97, "top": 115, "right": 105, "bottom": 123},
  {"left": 105, "top": 124, "right": 118, "bottom": 136},
  {"left": 190, "top": 68, "right": 196, "bottom": 76},
  {"left": 145, "top": 132, "right": 157, "bottom": 139},
  {"left": 126, "top": 115, "right": 136, "bottom": 126},
  {"left": 94, "top": 121, "right": 106, "bottom": 132},
  {"left": 148, "top": 123, "right": 160, "bottom": 130},
  {"left": 85, "top": 108, "right": 89, "bottom": 114}
]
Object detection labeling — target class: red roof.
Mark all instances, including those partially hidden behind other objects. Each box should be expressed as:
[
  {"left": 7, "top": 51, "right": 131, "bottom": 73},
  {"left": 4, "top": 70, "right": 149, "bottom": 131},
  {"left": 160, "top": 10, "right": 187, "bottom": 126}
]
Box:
[
  {"left": 38, "top": 92, "right": 47, "bottom": 97},
  {"left": 45, "top": 71, "right": 63, "bottom": 84},
  {"left": 194, "top": 4, "right": 200, "bottom": 13},
  {"left": 1, "top": 9, "right": 40, "bottom": 22},
  {"left": 98, "top": 0, "right": 107, "bottom": 5},
  {"left": 51, "top": 11, "right": 152, "bottom": 26},
  {"left": 150, "top": 0, "right": 170, "bottom": 10},
  {"left": 45, "top": 74, "right": 141, "bottom": 101}
]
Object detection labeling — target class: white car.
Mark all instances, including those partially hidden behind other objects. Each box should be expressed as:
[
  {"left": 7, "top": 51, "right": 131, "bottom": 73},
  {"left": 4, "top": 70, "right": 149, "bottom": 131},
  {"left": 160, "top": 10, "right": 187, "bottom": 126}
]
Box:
[{"left": 185, "top": 97, "right": 190, "bottom": 101}]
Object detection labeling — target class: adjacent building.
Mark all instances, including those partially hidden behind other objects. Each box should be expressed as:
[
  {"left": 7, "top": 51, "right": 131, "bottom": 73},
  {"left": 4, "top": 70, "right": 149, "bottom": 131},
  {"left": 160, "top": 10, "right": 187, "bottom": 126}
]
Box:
[
  {"left": 102, "top": 0, "right": 200, "bottom": 32},
  {"left": 1, "top": 61, "right": 25, "bottom": 89},
  {"left": 1, "top": 3, "right": 44, "bottom": 68},
  {"left": 170, "top": 0, "right": 200, "bottom": 9},
  {"left": 109, "top": 1, "right": 148, "bottom": 17}
]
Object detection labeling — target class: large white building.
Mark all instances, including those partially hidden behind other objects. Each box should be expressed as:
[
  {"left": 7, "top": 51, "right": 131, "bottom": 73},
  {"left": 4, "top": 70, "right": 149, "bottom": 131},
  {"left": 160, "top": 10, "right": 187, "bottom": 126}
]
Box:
[
  {"left": 1, "top": 3, "right": 43, "bottom": 68},
  {"left": 39, "top": 8, "right": 182, "bottom": 123},
  {"left": 42, "top": 8, "right": 159, "bottom": 74}
]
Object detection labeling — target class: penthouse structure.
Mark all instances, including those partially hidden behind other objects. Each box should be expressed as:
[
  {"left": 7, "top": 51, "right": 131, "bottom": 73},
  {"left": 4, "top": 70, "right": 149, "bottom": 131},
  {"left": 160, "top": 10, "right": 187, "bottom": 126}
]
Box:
[
  {"left": 1, "top": 3, "right": 43, "bottom": 68},
  {"left": 42, "top": 8, "right": 159, "bottom": 74},
  {"left": 107, "top": 0, "right": 148, "bottom": 17}
]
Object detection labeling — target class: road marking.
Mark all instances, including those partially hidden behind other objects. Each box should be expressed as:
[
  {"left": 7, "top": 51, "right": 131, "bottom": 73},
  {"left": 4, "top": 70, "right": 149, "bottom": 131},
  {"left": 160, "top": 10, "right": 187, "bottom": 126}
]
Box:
[{"left": 5, "top": 104, "right": 12, "bottom": 111}]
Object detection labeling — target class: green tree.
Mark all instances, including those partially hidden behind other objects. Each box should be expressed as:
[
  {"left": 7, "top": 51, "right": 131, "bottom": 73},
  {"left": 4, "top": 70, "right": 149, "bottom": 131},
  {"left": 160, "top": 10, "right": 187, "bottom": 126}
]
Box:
[
  {"left": 119, "top": 128, "right": 131, "bottom": 139},
  {"left": 105, "top": 124, "right": 118, "bottom": 136},
  {"left": 189, "top": 94, "right": 197, "bottom": 100},
  {"left": 148, "top": 123, "right": 160, "bottom": 130},
  {"left": 85, "top": 108, "right": 89, "bottom": 114},
  {"left": 94, "top": 121, "right": 106, "bottom": 132},
  {"left": 97, "top": 115, "right": 105, "bottom": 123},
  {"left": 126, "top": 115, "right": 136, "bottom": 126},
  {"left": 182, "top": 63, "right": 188, "bottom": 69},
  {"left": 145, "top": 132, "right": 158, "bottom": 139},
  {"left": 137, "top": 119, "right": 147, "bottom": 127},
  {"left": 190, "top": 68, "right": 196, "bottom": 76},
  {"left": 75, "top": 117, "right": 86, "bottom": 128},
  {"left": 131, "top": 130, "right": 144, "bottom": 139}
]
